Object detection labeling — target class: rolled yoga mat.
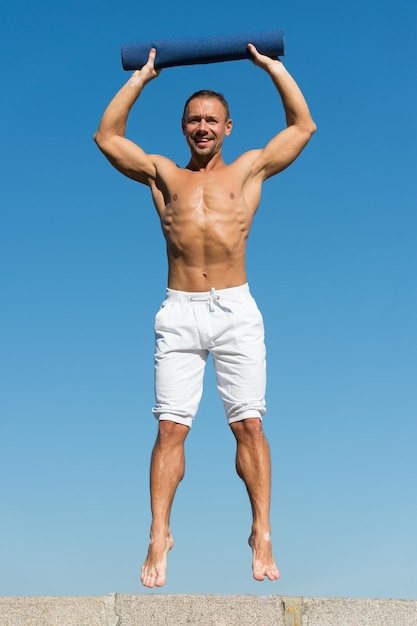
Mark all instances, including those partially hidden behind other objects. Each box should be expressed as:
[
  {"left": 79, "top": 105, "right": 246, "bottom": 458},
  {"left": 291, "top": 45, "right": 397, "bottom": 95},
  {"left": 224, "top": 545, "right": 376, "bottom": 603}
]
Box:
[{"left": 121, "top": 29, "right": 285, "bottom": 70}]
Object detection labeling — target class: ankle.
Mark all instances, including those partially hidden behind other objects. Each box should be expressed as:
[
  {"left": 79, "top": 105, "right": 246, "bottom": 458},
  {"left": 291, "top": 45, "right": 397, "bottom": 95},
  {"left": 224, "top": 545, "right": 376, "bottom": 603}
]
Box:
[
  {"left": 149, "top": 525, "right": 171, "bottom": 540},
  {"left": 250, "top": 526, "right": 272, "bottom": 541}
]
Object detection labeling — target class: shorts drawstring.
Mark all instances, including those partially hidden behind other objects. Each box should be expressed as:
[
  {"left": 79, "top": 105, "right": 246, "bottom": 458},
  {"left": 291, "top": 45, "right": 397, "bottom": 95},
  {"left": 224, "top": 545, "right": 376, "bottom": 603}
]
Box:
[
  {"left": 189, "top": 287, "right": 220, "bottom": 312},
  {"left": 167, "top": 284, "right": 248, "bottom": 313}
]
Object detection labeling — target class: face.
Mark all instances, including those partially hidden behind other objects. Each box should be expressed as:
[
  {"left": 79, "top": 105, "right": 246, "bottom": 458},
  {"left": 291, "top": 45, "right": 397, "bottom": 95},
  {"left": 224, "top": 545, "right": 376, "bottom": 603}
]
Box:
[{"left": 182, "top": 98, "right": 233, "bottom": 159}]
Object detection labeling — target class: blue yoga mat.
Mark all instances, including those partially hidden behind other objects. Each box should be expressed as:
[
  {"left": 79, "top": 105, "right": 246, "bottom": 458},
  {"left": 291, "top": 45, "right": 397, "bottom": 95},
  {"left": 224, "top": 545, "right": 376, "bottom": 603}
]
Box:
[{"left": 121, "top": 29, "right": 285, "bottom": 70}]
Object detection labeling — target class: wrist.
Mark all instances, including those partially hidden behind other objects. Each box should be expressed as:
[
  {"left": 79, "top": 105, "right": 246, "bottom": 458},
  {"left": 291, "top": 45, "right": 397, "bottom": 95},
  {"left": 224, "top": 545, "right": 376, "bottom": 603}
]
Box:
[
  {"left": 128, "top": 71, "right": 143, "bottom": 88},
  {"left": 269, "top": 60, "right": 286, "bottom": 77}
]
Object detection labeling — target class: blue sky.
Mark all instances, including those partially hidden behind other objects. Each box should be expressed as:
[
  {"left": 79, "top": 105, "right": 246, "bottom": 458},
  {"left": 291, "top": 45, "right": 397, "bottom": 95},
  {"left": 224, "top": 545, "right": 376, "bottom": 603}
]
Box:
[{"left": 1, "top": 0, "right": 416, "bottom": 600}]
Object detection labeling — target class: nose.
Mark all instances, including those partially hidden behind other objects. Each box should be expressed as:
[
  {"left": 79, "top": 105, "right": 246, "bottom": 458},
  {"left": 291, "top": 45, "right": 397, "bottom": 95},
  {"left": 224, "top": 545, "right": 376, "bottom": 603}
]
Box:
[{"left": 197, "top": 118, "right": 209, "bottom": 132}]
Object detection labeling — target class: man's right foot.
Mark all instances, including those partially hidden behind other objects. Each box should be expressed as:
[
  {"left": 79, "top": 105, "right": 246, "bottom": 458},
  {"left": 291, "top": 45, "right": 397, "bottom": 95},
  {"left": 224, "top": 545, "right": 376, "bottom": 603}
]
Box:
[
  {"left": 140, "top": 534, "right": 174, "bottom": 588},
  {"left": 248, "top": 531, "right": 280, "bottom": 581}
]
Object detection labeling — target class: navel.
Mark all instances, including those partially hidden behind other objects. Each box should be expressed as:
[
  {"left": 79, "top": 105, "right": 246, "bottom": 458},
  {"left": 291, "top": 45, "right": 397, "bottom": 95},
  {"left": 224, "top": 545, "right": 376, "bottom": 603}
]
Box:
[{"left": 229, "top": 192, "right": 235, "bottom": 200}]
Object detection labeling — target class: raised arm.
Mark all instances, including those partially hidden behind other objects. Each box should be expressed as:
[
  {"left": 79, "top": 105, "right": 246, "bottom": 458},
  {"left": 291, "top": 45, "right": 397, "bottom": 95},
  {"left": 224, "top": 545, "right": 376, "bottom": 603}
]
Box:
[
  {"left": 94, "top": 49, "right": 160, "bottom": 185},
  {"left": 248, "top": 43, "right": 317, "bottom": 181}
]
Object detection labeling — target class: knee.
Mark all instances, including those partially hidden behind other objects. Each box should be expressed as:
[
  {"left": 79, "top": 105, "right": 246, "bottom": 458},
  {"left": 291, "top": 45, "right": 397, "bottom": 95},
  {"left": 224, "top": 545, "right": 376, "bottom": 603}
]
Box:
[
  {"left": 230, "top": 417, "right": 264, "bottom": 443},
  {"left": 157, "top": 420, "right": 189, "bottom": 446}
]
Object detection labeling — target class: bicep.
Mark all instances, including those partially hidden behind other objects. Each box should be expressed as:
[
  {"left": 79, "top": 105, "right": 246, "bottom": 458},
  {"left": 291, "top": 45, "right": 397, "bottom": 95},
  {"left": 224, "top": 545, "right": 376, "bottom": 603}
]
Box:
[
  {"left": 252, "top": 126, "right": 313, "bottom": 181},
  {"left": 94, "top": 134, "right": 157, "bottom": 185}
]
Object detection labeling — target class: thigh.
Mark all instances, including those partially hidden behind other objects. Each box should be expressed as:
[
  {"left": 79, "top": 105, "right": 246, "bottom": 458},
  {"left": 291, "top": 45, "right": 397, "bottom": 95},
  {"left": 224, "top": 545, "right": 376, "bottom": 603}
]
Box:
[
  {"left": 211, "top": 296, "right": 266, "bottom": 421},
  {"left": 153, "top": 296, "right": 208, "bottom": 423},
  {"left": 154, "top": 347, "right": 207, "bottom": 413}
]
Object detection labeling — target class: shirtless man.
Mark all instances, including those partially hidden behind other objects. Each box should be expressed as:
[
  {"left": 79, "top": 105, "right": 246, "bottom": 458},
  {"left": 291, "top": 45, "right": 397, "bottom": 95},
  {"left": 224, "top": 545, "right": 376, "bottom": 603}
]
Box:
[{"left": 94, "top": 44, "right": 316, "bottom": 588}]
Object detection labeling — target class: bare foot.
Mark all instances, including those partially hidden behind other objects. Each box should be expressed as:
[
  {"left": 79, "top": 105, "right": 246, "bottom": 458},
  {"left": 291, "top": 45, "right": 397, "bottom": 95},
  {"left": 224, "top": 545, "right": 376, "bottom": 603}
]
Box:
[
  {"left": 248, "top": 531, "right": 280, "bottom": 581},
  {"left": 140, "top": 534, "right": 174, "bottom": 588}
]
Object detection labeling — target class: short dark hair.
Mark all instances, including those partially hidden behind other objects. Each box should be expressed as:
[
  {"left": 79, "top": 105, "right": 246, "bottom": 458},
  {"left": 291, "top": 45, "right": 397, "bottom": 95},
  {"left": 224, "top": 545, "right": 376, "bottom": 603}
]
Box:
[{"left": 182, "top": 90, "right": 230, "bottom": 121}]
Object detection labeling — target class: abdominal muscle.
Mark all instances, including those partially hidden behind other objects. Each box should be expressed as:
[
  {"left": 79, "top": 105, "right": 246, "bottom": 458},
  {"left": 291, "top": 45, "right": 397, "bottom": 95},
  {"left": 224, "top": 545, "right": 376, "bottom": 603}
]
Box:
[
  {"left": 167, "top": 245, "right": 248, "bottom": 292},
  {"left": 165, "top": 205, "right": 250, "bottom": 291}
]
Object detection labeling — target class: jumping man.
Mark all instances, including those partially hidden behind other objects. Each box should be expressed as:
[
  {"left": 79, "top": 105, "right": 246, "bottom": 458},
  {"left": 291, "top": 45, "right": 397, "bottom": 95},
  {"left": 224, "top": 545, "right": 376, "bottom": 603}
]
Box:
[{"left": 94, "top": 44, "right": 316, "bottom": 588}]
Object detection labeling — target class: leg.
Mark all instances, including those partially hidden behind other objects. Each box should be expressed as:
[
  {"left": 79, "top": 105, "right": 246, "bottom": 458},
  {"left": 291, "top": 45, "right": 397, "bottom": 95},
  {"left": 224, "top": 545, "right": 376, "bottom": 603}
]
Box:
[
  {"left": 230, "top": 417, "right": 280, "bottom": 581},
  {"left": 141, "top": 420, "right": 190, "bottom": 588}
]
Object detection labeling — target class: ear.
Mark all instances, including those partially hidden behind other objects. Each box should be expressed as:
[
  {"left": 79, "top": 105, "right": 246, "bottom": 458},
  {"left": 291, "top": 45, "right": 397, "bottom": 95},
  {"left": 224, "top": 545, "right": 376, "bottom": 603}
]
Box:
[{"left": 225, "top": 118, "right": 233, "bottom": 136}]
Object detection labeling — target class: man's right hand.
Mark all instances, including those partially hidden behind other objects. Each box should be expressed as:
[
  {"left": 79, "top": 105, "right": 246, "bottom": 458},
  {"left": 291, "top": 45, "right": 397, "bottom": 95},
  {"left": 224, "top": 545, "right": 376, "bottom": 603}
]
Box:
[{"left": 129, "top": 48, "right": 161, "bottom": 87}]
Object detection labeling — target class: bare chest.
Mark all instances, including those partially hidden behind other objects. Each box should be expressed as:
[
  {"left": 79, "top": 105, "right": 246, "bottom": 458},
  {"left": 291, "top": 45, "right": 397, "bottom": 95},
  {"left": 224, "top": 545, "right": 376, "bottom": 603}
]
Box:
[{"left": 160, "top": 170, "right": 247, "bottom": 227}]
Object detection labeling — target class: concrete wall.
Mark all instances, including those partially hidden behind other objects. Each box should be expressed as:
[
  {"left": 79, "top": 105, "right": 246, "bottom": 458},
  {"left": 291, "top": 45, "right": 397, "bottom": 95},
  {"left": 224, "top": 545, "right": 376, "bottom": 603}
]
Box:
[{"left": 0, "top": 593, "right": 416, "bottom": 626}]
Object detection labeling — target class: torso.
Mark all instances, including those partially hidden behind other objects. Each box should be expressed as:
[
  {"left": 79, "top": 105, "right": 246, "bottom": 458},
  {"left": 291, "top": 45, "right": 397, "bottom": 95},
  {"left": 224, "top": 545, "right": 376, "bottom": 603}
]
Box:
[{"left": 149, "top": 152, "right": 263, "bottom": 291}]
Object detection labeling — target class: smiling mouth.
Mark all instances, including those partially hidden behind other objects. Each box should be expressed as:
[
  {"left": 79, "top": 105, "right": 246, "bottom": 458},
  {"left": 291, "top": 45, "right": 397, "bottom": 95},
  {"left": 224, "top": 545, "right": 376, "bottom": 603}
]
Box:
[{"left": 194, "top": 137, "right": 212, "bottom": 145}]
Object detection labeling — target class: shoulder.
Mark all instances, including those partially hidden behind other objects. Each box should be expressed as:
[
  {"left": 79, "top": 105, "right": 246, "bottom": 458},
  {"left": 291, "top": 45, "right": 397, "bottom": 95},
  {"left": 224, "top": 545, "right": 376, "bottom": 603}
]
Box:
[
  {"left": 142, "top": 154, "right": 180, "bottom": 186},
  {"left": 232, "top": 149, "right": 262, "bottom": 168},
  {"left": 152, "top": 154, "right": 180, "bottom": 171},
  {"left": 228, "top": 149, "right": 264, "bottom": 182}
]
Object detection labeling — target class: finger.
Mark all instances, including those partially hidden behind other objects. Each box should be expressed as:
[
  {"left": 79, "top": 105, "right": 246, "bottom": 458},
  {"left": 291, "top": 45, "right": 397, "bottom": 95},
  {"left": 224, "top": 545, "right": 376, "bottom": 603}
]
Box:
[
  {"left": 147, "top": 47, "right": 157, "bottom": 66},
  {"left": 146, "top": 47, "right": 162, "bottom": 76}
]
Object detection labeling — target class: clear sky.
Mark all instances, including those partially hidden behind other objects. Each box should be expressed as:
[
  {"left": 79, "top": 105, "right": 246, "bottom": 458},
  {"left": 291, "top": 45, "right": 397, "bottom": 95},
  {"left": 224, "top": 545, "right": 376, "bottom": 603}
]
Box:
[{"left": 1, "top": 0, "right": 416, "bottom": 601}]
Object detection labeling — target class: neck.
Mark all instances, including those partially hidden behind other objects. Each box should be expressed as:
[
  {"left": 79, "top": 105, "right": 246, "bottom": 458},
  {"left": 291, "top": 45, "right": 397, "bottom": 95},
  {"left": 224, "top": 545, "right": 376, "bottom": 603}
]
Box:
[{"left": 186, "top": 151, "right": 225, "bottom": 172}]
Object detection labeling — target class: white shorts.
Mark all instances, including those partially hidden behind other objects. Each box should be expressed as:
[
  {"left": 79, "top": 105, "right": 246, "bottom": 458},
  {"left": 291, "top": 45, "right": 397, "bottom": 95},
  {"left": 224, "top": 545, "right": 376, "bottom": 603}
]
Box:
[{"left": 152, "top": 283, "right": 266, "bottom": 428}]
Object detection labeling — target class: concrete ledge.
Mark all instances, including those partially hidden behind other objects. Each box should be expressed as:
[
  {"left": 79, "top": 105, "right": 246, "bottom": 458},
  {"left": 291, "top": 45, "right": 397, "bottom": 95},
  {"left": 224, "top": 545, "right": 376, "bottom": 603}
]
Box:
[{"left": 0, "top": 593, "right": 416, "bottom": 626}]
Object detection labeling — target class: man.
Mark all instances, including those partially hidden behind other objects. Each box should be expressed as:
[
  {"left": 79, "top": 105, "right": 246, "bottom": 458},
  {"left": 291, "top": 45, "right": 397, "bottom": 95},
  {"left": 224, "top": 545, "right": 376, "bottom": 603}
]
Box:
[{"left": 94, "top": 44, "right": 316, "bottom": 588}]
